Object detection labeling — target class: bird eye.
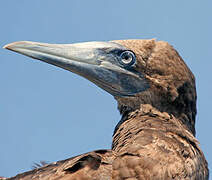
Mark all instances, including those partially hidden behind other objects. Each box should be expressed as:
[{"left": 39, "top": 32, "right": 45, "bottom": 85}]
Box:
[{"left": 119, "top": 51, "right": 136, "bottom": 67}]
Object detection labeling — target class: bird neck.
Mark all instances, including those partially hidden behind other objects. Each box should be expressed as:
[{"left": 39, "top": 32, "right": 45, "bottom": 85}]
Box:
[
  {"left": 112, "top": 104, "right": 196, "bottom": 152},
  {"left": 115, "top": 82, "right": 197, "bottom": 136}
]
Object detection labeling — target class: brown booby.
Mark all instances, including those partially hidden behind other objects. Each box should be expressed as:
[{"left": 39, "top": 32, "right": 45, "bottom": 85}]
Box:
[{"left": 4, "top": 39, "right": 209, "bottom": 180}]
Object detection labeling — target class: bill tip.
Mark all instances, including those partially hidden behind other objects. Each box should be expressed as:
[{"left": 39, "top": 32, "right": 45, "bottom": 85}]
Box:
[{"left": 3, "top": 41, "right": 32, "bottom": 50}]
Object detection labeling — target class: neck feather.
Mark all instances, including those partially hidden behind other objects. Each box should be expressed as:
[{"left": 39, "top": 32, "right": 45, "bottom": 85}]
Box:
[
  {"left": 112, "top": 104, "right": 196, "bottom": 152},
  {"left": 115, "top": 80, "right": 197, "bottom": 136}
]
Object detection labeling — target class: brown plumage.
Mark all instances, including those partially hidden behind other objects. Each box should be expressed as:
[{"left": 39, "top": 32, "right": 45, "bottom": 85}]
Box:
[{"left": 4, "top": 39, "right": 208, "bottom": 180}]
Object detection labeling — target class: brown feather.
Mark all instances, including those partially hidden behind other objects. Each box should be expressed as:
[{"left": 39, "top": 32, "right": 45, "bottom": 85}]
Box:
[{"left": 8, "top": 150, "right": 114, "bottom": 180}]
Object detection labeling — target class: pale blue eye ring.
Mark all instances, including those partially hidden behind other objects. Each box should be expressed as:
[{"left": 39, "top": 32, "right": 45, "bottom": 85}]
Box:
[{"left": 119, "top": 51, "right": 136, "bottom": 67}]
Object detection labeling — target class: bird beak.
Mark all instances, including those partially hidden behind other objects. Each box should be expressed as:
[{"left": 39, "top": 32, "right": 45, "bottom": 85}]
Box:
[{"left": 4, "top": 41, "right": 148, "bottom": 96}]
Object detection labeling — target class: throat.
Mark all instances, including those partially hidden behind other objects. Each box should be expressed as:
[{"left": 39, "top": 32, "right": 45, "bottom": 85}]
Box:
[
  {"left": 115, "top": 90, "right": 196, "bottom": 136},
  {"left": 112, "top": 104, "right": 195, "bottom": 152}
]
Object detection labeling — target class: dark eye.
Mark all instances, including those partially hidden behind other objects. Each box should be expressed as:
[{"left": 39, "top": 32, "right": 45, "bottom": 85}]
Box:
[{"left": 119, "top": 51, "right": 136, "bottom": 67}]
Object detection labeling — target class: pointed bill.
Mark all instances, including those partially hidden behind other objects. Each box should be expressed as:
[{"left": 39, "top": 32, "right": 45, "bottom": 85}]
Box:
[{"left": 4, "top": 41, "right": 148, "bottom": 96}]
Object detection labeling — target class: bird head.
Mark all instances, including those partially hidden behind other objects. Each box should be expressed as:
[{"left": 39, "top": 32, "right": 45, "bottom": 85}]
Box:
[{"left": 4, "top": 39, "right": 196, "bottom": 135}]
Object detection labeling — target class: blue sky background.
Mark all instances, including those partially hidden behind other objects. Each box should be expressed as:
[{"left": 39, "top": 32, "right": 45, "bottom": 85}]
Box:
[{"left": 1, "top": 0, "right": 211, "bottom": 178}]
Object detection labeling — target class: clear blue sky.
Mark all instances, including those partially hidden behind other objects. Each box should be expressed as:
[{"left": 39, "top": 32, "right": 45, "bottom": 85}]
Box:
[{"left": 1, "top": 0, "right": 211, "bottom": 178}]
